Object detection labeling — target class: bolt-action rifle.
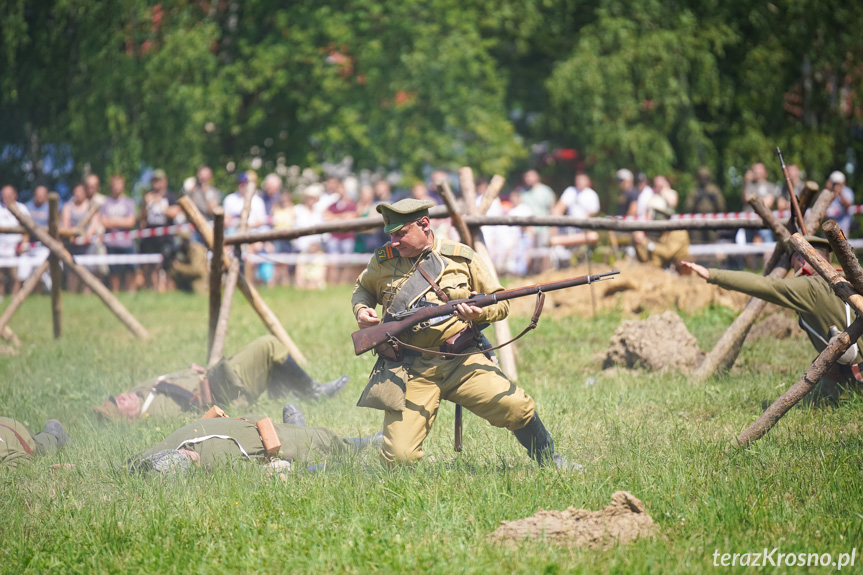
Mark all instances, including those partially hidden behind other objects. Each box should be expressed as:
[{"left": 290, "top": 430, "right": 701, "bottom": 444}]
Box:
[{"left": 351, "top": 270, "right": 620, "bottom": 356}]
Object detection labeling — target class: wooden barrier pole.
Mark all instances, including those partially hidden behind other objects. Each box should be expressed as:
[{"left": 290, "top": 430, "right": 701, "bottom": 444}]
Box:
[
  {"left": 208, "top": 208, "right": 224, "bottom": 359},
  {"left": 436, "top": 181, "right": 472, "bottom": 246},
  {"left": 178, "top": 197, "right": 307, "bottom": 364},
  {"left": 208, "top": 185, "right": 255, "bottom": 366},
  {"left": 823, "top": 219, "right": 863, "bottom": 291},
  {"left": 1, "top": 325, "right": 20, "bottom": 346},
  {"left": 478, "top": 175, "right": 505, "bottom": 216},
  {"left": 5, "top": 202, "right": 148, "bottom": 338},
  {"left": 0, "top": 260, "right": 50, "bottom": 336},
  {"left": 48, "top": 192, "right": 62, "bottom": 338}
]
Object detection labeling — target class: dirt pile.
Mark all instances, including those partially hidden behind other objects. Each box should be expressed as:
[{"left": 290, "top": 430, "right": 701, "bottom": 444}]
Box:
[
  {"left": 489, "top": 491, "right": 657, "bottom": 550},
  {"left": 603, "top": 311, "right": 702, "bottom": 373},
  {"left": 746, "top": 312, "right": 803, "bottom": 341},
  {"left": 509, "top": 261, "right": 748, "bottom": 319}
]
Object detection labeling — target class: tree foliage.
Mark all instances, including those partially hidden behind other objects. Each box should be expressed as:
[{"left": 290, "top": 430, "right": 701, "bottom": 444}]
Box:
[{"left": 2, "top": 0, "right": 863, "bottom": 206}]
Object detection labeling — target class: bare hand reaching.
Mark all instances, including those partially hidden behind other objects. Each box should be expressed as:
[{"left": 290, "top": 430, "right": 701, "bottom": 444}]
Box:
[{"left": 679, "top": 261, "right": 710, "bottom": 279}]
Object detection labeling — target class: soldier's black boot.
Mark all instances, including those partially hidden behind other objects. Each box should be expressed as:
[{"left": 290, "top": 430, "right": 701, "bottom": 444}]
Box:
[
  {"left": 282, "top": 402, "right": 306, "bottom": 427},
  {"left": 272, "top": 356, "right": 349, "bottom": 400},
  {"left": 512, "top": 413, "right": 583, "bottom": 472},
  {"left": 344, "top": 431, "right": 384, "bottom": 451}
]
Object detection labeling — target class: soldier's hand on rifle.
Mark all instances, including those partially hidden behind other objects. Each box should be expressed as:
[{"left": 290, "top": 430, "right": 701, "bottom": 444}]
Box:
[
  {"left": 455, "top": 292, "right": 483, "bottom": 322},
  {"left": 679, "top": 261, "right": 710, "bottom": 279},
  {"left": 356, "top": 307, "right": 381, "bottom": 328}
]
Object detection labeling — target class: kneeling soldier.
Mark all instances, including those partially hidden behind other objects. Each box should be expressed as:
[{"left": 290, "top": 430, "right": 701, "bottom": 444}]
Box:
[{"left": 352, "top": 199, "right": 580, "bottom": 469}]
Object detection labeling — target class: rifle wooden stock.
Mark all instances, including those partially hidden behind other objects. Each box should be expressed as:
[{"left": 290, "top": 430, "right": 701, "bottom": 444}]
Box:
[{"left": 351, "top": 271, "right": 619, "bottom": 355}]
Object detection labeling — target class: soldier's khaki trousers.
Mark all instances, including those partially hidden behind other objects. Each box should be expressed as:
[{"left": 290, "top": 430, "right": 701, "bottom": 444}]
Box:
[{"left": 381, "top": 349, "right": 535, "bottom": 464}]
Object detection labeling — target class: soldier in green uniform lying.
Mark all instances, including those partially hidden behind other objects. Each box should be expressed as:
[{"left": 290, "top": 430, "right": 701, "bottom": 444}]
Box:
[
  {"left": 94, "top": 335, "right": 348, "bottom": 422},
  {"left": 130, "top": 403, "right": 380, "bottom": 474},
  {"left": 0, "top": 418, "right": 70, "bottom": 468},
  {"left": 681, "top": 235, "right": 862, "bottom": 403}
]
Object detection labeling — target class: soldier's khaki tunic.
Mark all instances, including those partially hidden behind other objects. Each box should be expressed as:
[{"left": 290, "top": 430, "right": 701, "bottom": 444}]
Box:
[
  {"left": 352, "top": 234, "right": 535, "bottom": 464},
  {"left": 635, "top": 230, "right": 691, "bottom": 269},
  {"left": 134, "top": 417, "right": 348, "bottom": 469},
  {"left": 98, "top": 336, "right": 297, "bottom": 421},
  {"left": 0, "top": 417, "right": 57, "bottom": 469}
]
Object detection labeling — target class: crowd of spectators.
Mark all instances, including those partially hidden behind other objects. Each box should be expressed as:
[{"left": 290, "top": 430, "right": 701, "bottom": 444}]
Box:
[{"left": 0, "top": 161, "right": 857, "bottom": 298}]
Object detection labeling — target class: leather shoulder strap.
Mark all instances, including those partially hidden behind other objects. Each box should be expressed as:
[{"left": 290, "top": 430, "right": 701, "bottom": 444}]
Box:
[{"left": 0, "top": 423, "right": 34, "bottom": 455}]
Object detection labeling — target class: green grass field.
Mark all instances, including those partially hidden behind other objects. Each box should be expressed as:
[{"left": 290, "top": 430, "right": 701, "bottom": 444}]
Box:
[{"left": 1, "top": 286, "right": 861, "bottom": 574}]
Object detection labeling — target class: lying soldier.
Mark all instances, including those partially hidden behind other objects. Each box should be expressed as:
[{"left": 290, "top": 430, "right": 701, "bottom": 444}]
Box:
[
  {"left": 0, "top": 417, "right": 70, "bottom": 468},
  {"left": 681, "top": 235, "right": 862, "bottom": 404},
  {"left": 130, "top": 403, "right": 381, "bottom": 474},
  {"left": 94, "top": 335, "right": 349, "bottom": 422}
]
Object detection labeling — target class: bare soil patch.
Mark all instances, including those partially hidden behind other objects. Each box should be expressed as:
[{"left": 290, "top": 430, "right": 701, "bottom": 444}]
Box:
[
  {"left": 489, "top": 491, "right": 657, "bottom": 550},
  {"left": 746, "top": 312, "right": 803, "bottom": 341},
  {"left": 509, "top": 261, "right": 748, "bottom": 319},
  {"left": 603, "top": 311, "right": 702, "bottom": 373}
]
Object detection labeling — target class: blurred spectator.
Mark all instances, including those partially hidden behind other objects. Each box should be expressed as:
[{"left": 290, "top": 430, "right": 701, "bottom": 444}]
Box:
[
  {"left": 271, "top": 192, "right": 295, "bottom": 286},
  {"left": 292, "top": 184, "right": 325, "bottom": 254},
  {"left": 22, "top": 185, "right": 51, "bottom": 290},
  {"left": 223, "top": 172, "right": 266, "bottom": 232},
  {"left": 521, "top": 170, "right": 556, "bottom": 216},
  {"left": 777, "top": 164, "right": 803, "bottom": 211},
  {"left": 499, "top": 190, "right": 535, "bottom": 276},
  {"left": 186, "top": 166, "right": 221, "bottom": 219},
  {"left": 25, "top": 186, "right": 49, "bottom": 227},
  {"left": 635, "top": 172, "right": 655, "bottom": 217},
  {"left": 411, "top": 182, "right": 434, "bottom": 202},
  {"left": 140, "top": 169, "right": 181, "bottom": 292},
  {"left": 0, "top": 185, "right": 30, "bottom": 297},
  {"left": 826, "top": 170, "right": 855, "bottom": 236},
  {"left": 60, "top": 184, "right": 90, "bottom": 293},
  {"left": 550, "top": 173, "right": 600, "bottom": 255},
  {"left": 742, "top": 162, "right": 779, "bottom": 242},
  {"left": 632, "top": 195, "right": 690, "bottom": 271},
  {"left": 684, "top": 166, "right": 726, "bottom": 244},
  {"left": 84, "top": 173, "right": 106, "bottom": 210},
  {"left": 423, "top": 171, "right": 445, "bottom": 205},
  {"left": 260, "top": 173, "right": 283, "bottom": 217},
  {"left": 374, "top": 179, "right": 394, "bottom": 203},
  {"left": 95, "top": 175, "right": 138, "bottom": 293},
  {"left": 653, "top": 175, "right": 678, "bottom": 210},
  {"left": 616, "top": 169, "right": 638, "bottom": 216},
  {"left": 355, "top": 184, "right": 386, "bottom": 252},
  {"left": 324, "top": 178, "right": 357, "bottom": 284},
  {"left": 553, "top": 173, "right": 600, "bottom": 219}
]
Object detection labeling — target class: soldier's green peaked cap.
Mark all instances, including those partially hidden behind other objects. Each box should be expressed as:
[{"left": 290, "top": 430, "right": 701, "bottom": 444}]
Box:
[
  {"left": 803, "top": 235, "right": 832, "bottom": 252},
  {"left": 377, "top": 199, "right": 435, "bottom": 233}
]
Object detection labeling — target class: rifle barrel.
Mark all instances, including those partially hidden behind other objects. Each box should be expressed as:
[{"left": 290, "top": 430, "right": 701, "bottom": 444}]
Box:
[{"left": 350, "top": 270, "right": 619, "bottom": 355}]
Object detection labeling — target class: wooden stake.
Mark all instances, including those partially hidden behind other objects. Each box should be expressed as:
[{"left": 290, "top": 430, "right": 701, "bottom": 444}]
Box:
[
  {"left": 0, "top": 260, "right": 50, "bottom": 336},
  {"left": 207, "top": 185, "right": 255, "bottom": 367},
  {"left": 790, "top": 233, "right": 863, "bottom": 318},
  {"left": 436, "top": 181, "right": 472, "bottom": 246},
  {"left": 478, "top": 175, "right": 505, "bottom": 216},
  {"left": 823, "top": 219, "right": 863, "bottom": 292},
  {"left": 48, "top": 192, "right": 62, "bottom": 338},
  {"left": 5, "top": 202, "right": 148, "bottom": 338},
  {"left": 734, "top": 317, "right": 863, "bottom": 449},
  {"left": 208, "top": 208, "right": 225, "bottom": 358},
  {"left": 1, "top": 326, "right": 20, "bottom": 346},
  {"left": 178, "top": 197, "right": 307, "bottom": 365}
]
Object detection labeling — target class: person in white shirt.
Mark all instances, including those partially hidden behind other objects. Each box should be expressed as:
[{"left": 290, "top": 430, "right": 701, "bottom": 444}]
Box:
[
  {"left": 223, "top": 172, "right": 267, "bottom": 234},
  {"left": 550, "top": 173, "right": 600, "bottom": 251},
  {"left": 0, "top": 185, "right": 31, "bottom": 297},
  {"left": 635, "top": 172, "right": 655, "bottom": 218}
]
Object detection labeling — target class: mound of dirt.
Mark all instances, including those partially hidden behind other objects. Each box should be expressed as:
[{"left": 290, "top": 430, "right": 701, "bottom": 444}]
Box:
[
  {"left": 746, "top": 312, "right": 803, "bottom": 341},
  {"left": 489, "top": 491, "right": 657, "bottom": 550},
  {"left": 603, "top": 311, "right": 701, "bottom": 373},
  {"left": 509, "top": 261, "right": 749, "bottom": 319}
]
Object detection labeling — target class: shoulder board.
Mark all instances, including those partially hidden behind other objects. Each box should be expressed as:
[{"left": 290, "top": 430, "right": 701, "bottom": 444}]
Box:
[
  {"left": 440, "top": 242, "right": 474, "bottom": 261},
  {"left": 375, "top": 244, "right": 400, "bottom": 262}
]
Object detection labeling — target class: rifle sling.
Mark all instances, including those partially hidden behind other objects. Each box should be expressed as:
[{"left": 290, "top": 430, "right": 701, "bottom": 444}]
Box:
[
  {"left": 416, "top": 264, "right": 449, "bottom": 303},
  {"left": 0, "top": 423, "right": 34, "bottom": 456},
  {"left": 391, "top": 292, "right": 545, "bottom": 359}
]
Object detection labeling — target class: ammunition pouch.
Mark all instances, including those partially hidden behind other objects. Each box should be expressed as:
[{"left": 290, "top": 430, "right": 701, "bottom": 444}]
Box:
[{"left": 375, "top": 340, "right": 403, "bottom": 362}]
